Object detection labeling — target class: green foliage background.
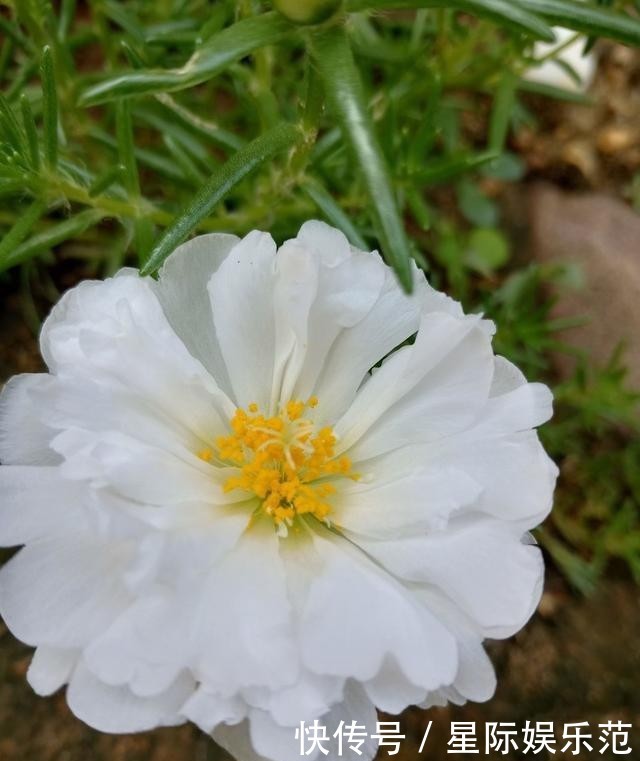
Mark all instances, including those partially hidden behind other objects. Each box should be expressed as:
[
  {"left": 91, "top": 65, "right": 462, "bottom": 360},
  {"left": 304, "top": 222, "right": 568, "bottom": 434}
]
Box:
[{"left": 1, "top": 0, "right": 640, "bottom": 592}]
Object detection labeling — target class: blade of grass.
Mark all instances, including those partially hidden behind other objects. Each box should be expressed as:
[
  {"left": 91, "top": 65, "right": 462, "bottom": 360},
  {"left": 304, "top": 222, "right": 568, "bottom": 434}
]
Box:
[
  {"left": 0, "top": 199, "right": 47, "bottom": 263},
  {"left": 345, "top": 0, "right": 557, "bottom": 41},
  {"left": 141, "top": 121, "right": 302, "bottom": 275},
  {"left": 515, "top": 0, "right": 640, "bottom": 46},
  {"left": 0, "top": 209, "right": 104, "bottom": 272},
  {"left": 80, "top": 13, "right": 293, "bottom": 105},
  {"left": 20, "top": 94, "right": 40, "bottom": 170},
  {"left": 313, "top": 25, "right": 413, "bottom": 291},
  {"left": 40, "top": 46, "right": 58, "bottom": 169},
  {"left": 302, "top": 179, "right": 368, "bottom": 250}
]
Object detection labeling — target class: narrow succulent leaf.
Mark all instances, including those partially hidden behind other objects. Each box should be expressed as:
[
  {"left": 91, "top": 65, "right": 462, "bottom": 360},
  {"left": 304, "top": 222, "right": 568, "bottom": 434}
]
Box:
[
  {"left": 302, "top": 180, "right": 368, "bottom": 250},
  {"left": 58, "top": 0, "right": 76, "bottom": 41},
  {"left": 141, "top": 121, "right": 302, "bottom": 275},
  {"left": 345, "top": 0, "right": 557, "bottom": 41},
  {"left": 88, "top": 165, "right": 125, "bottom": 197},
  {"left": 409, "top": 151, "right": 499, "bottom": 185},
  {"left": 313, "top": 25, "right": 413, "bottom": 291},
  {"left": 0, "top": 15, "right": 33, "bottom": 53},
  {"left": 515, "top": 0, "right": 640, "bottom": 46},
  {"left": 489, "top": 70, "right": 517, "bottom": 153},
  {"left": 80, "top": 13, "right": 293, "bottom": 106},
  {"left": 20, "top": 94, "right": 40, "bottom": 170},
  {"left": 116, "top": 99, "right": 140, "bottom": 196},
  {"left": 0, "top": 199, "right": 47, "bottom": 264},
  {"left": 0, "top": 93, "right": 24, "bottom": 152},
  {"left": 0, "top": 209, "right": 104, "bottom": 272},
  {"left": 40, "top": 46, "right": 59, "bottom": 169},
  {"left": 517, "top": 78, "right": 594, "bottom": 104}
]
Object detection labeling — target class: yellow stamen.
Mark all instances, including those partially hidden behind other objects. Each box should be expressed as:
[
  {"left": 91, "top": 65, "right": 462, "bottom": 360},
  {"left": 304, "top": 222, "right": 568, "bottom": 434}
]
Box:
[{"left": 201, "top": 398, "right": 357, "bottom": 532}]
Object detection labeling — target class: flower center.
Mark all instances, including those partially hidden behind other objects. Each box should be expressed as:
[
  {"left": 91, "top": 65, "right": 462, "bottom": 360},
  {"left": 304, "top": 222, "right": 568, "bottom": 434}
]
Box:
[{"left": 199, "top": 398, "right": 356, "bottom": 535}]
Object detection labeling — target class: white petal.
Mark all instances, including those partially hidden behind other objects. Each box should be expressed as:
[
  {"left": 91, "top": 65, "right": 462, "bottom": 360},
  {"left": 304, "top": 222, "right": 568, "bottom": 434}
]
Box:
[
  {"left": 208, "top": 230, "right": 277, "bottom": 409},
  {"left": 419, "top": 430, "right": 557, "bottom": 527},
  {"left": 182, "top": 687, "right": 247, "bottom": 734},
  {"left": 0, "top": 374, "right": 58, "bottom": 465},
  {"left": 335, "top": 465, "right": 481, "bottom": 538},
  {"left": 276, "top": 222, "right": 386, "bottom": 406},
  {"left": 264, "top": 672, "right": 345, "bottom": 726},
  {"left": 52, "top": 429, "right": 237, "bottom": 507},
  {"left": 312, "top": 265, "right": 424, "bottom": 421},
  {"left": 84, "top": 591, "right": 190, "bottom": 697},
  {"left": 194, "top": 520, "right": 297, "bottom": 695},
  {"left": 245, "top": 682, "right": 378, "bottom": 761},
  {"left": 0, "top": 535, "right": 133, "bottom": 647},
  {"left": 0, "top": 466, "right": 89, "bottom": 546},
  {"left": 474, "top": 382, "right": 554, "bottom": 438},
  {"left": 271, "top": 239, "right": 319, "bottom": 406},
  {"left": 299, "top": 530, "right": 457, "bottom": 691},
  {"left": 363, "top": 656, "right": 430, "bottom": 714},
  {"left": 67, "top": 661, "right": 193, "bottom": 733},
  {"left": 153, "top": 232, "right": 240, "bottom": 394},
  {"left": 296, "top": 219, "right": 352, "bottom": 266},
  {"left": 316, "top": 682, "right": 379, "bottom": 761},
  {"left": 27, "top": 646, "right": 77, "bottom": 696},
  {"left": 451, "top": 638, "right": 496, "bottom": 703},
  {"left": 337, "top": 310, "right": 494, "bottom": 460},
  {"left": 213, "top": 720, "right": 271, "bottom": 761},
  {"left": 40, "top": 273, "right": 232, "bottom": 442},
  {"left": 361, "top": 519, "right": 544, "bottom": 638}
]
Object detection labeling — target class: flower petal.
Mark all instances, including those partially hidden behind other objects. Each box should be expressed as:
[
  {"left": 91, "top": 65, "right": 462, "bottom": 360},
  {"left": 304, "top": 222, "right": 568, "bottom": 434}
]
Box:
[
  {"left": 0, "top": 535, "right": 133, "bottom": 647},
  {"left": 0, "top": 466, "right": 89, "bottom": 547},
  {"left": 360, "top": 519, "right": 544, "bottom": 638},
  {"left": 299, "top": 529, "right": 457, "bottom": 692},
  {"left": 336, "top": 310, "right": 494, "bottom": 460},
  {"left": 27, "top": 646, "right": 77, "bottom": 696},
  {"left": 194, "top": 520, "right": 297, "bottom": 695},
  {"left": 208, "top": 231, "right": 277, "bottom": 409},
  {"left": 153, "top": 232, "right": 240, "bottom": 395},
  {"left": 67, "top": 661, "right": 193, "bottom": 733},
  {"left": 0, "top": 374, "right": 58, "bottom": 465},
  {"left": 40, "top": 273, "right": 233, "bottom": 442},
  {"left": 335, "top": 465, "right": 481, "bottom": 539},
  {"left": 312, "top": 266, "right": 424, "bottom": 421}
]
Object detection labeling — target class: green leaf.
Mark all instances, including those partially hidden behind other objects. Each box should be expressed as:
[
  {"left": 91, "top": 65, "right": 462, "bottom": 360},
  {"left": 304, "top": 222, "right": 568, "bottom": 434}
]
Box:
[
  {"left": 80, "top": 13, "right": 293, "bottom": 105},
  {"left": 116, "top": 99, "right": 140, "bottom": 196},
  {"left": 88, "top": 165, "right": 125, "bottom": 197},
  {"left": 312, "top": 25, "right": 413, "bottom": 291},
  {"left": 302, "top": 179, "right": 368, "bottom": 249},
  {"left": 345, "top": 0, "right": 557, "bottom": 41},
  {"left": 408, "top": 151, "right": 498, "bottom": 185},
  {"left": 141, "top": 121, "right": 302, "bottom": 276},
  {"left": 489, "top": 70, "right": 517, "bottom": 153},
  {"left": 20, "top": 94, "right": 40, "bottom": 170},
  {"left": 517, "top": 78, "right": 594, "bottom": 104},
  {"left": 457, "top": 179, "right": 499, "bottom": 227},
  {"left": 40, "top": 45, "right": 59, "bottom": 169},
  {"left": 465, "top": 227, "right": 510, "bottom": 274},
  {"left": 0, "top": 209, "right": 104, "bottom": 272},
  {"left": 0, "top": 199, "right": 47, "bottom": 264},
  {"left": 515, "top": 0, "right": 640, "bottom": 46}
]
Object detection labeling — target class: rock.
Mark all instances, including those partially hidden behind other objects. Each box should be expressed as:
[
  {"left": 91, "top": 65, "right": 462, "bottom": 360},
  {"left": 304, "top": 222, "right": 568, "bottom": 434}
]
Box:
[{"left": 527, "top": 183, "right": 640, "bottom": 388}]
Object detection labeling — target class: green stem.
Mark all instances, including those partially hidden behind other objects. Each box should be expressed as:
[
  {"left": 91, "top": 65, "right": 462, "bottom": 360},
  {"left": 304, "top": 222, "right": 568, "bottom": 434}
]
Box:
[{"left": 312, "top": 23, "right": 414, "bottom": 291}]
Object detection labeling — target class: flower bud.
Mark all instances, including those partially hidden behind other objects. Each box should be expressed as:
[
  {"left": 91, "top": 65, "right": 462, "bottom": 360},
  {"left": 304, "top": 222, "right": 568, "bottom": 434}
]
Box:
[{"left": 273, "top": 0, "right": 342, "bottom": 25}]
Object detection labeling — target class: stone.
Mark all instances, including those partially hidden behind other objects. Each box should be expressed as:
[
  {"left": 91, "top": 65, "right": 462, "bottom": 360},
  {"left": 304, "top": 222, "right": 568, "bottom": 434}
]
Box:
[{"left": 527, "top": 183, "right": 640, "bottom": 388}]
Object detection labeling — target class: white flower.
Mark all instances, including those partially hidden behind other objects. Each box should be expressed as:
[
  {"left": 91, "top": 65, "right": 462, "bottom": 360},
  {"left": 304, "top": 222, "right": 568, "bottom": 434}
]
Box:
[
  {"left": 0, "top": 221, "right": 557, "bottom": 761},
  {"left": 525, "top": 27, "right": 597, "bottom": 92}
]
